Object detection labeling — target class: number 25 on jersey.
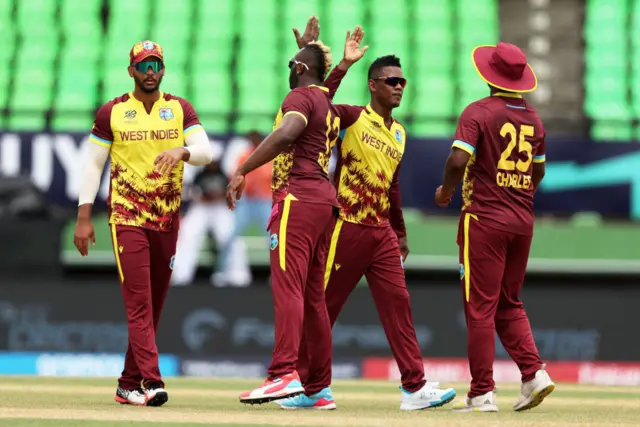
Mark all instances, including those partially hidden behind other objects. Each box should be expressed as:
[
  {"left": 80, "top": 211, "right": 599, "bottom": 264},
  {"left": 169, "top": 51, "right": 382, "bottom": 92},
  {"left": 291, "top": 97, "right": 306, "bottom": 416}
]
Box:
[{"left": 496, "top": 123, "right": 534, "bottom": 190}]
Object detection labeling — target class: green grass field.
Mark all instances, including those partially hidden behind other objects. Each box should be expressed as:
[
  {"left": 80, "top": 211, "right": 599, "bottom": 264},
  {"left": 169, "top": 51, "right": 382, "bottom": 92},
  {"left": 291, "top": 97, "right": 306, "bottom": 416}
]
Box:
[{"left": 0, "top": 377, "right": 638, "bottom": 427}]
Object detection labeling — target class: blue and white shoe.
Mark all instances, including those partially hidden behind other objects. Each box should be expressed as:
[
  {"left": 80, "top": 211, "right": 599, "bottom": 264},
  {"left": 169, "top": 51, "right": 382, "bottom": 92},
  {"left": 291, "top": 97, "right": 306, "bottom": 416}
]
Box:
[
  {"left": 277, "top": 387, "right": 337, "bottom": 410},
  {"left": 400, "top": 381, "right": 457, "bottom": 410}
]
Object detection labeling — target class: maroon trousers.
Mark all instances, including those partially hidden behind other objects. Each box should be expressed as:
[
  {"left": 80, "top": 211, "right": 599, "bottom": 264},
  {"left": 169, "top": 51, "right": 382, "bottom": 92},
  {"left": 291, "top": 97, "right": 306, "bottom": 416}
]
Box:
[
  {"left": 457, "top": 213, "right": 543, "bottom": 397},
  {"left": 298, "top": 220, "right": 426, "bottom": 393},
  {"left": 267, "top": 196, "right": 335, "bottom": 395},
  {"left": 110, "top": 224, "right": 177, "bottom": 390}
]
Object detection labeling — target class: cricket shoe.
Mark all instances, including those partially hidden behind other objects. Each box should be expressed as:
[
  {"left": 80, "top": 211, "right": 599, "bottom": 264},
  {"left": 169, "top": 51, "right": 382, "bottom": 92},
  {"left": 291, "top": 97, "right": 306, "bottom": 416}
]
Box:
[
  {"left": 277, "top": 387, "right": 337, "bottom": 410},
  {"left": 452, "top": 390, "right": 499, "bottom": 412},
  {"left": 400, "top": 381, "right": 457, "bottom": 410},
  {"left": 513, "top": 364, "right": 555, "bottom": 412},
  {"left": 239, "top": 371, "right": 304, "bottom": 404},
  {"left": 114, "top": 387, "right": 146, "bottom": 406},
  {"left": 143, "top": 382, "right": 169, "bottom": 407}
]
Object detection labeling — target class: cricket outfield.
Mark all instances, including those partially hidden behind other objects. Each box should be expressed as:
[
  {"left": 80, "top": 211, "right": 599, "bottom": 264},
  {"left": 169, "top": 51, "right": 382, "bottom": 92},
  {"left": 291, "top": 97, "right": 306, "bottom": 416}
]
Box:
[{"left": 0, "top": 377, "right": 638, "bottom": 427}]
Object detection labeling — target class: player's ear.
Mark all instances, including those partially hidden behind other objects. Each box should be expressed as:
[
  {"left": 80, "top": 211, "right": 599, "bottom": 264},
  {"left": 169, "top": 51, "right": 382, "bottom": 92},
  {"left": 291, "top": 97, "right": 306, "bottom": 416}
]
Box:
[
  {"left": 368, "top": 79, "right": 376, "bottom": 93},
  {"left": 128, "top": 66, "right": 134, "bottom": 78}
]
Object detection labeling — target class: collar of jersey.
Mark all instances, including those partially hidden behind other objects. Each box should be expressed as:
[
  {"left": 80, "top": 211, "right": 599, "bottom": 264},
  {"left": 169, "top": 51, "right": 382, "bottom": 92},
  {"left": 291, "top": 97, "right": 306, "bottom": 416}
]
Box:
[
  {"left": 129, "top": 91, "right": 165, "bottom": 106},
  {"left": 492, "top": 92, "right": 522, "bottom": 98},
  {"left": 307, "top": 84, "right": 329, "bottom": 92},
  {"left": 364, "top": 104, "right": 395, "bottom": 128}
]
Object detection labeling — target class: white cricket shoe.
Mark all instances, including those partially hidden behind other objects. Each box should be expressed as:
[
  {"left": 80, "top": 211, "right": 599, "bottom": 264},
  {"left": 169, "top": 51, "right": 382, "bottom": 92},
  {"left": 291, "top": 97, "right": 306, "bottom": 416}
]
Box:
[
  {"left": 513, "top": 364, "right": 555, "bottom": 411},
  {"left": 400, "top": 381, "right": 457, "bottom": 410},
  {"left": 114, "top": 387, "right": 146, "bottom": 406},
  {"left": 143, "top": 383, "right": 169, "bottom": 407},
  {"left": 452, "top": 390, "right": 499, "bottom": 412}
]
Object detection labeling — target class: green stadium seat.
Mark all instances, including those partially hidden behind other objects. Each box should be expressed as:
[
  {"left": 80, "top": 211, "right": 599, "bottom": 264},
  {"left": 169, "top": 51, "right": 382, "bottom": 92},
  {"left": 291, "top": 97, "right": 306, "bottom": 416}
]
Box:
[
  {"left": 54, "top": 70, "right": 99, "bottom": 113},
  {"left": 240, "top": 0, "right": 277, "bottom": 41},
  {"left": 196, "top": 0, "right": 235, "bottom": 41},
  {"left": 199, "top": 115, "right": 229, "bottom": 134},
  {"left": 7, "top": 114, "right": 46, "bottom": 131},
  {"left": 413, "top": 76, "right": 455, "bottom": 120},
  {"left": 411, "top": 120, "right": 455, "bottom": 139},
  {"left": 51, "top": 113, "right": 95, "bottom": 132},
  {"left": 160, "top": 71, "right": 187, "bottom": 97},
  {"left": 283, "top": 0, "right": 321, "bottom": 29},
  {"left": 191, "top": 70, "right": 232, "bottom": 113},
  {"left": 10, "top": 83, "right": 53, "bottom": 113},
  {"left": 234, "top": 116, "right": 276, "bottom": 134},
  {"left": 60, "top": 0, "right": 103, "bottom": 40},
  {"left": 591, "top": 121, "right": 632, "bottom": 141},
  {"left": 0, "top": 0, "right": 13, "bottom": 19},
  {"left": 237, "top": 79, "right": 279, "bottom": 116},
  {"left": 0, "top": 23, "right": 15, "bottom": 63},
  {"left": 415, "top": 1, "right": 452, "bottom": 24},
  {"left": 325, "top": 0, "right": 365, "bottom": 37}
]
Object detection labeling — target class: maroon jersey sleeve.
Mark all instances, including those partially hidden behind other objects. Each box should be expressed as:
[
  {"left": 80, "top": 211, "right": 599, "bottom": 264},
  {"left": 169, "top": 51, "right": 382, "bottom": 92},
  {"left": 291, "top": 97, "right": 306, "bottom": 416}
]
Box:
[
  {"left": 324, "top": 66, "right": 347, "bottom": 100},
  {"left": 332, "top": 104, "right": 363, "bottom": 129},
  {"left": 89, "top": 101, "right": 115, "bottom": 145},
  {"left": 452, "top": 104, "right": 484, "bottom": 155},
  {"left": 178, "top": 97, "right": 201, "bottom": 129},
  {"left": 281, "top": 88, "right": 315, "bottom": 123},
  {"left": 533, "top": 127, "right": 547, "bottom": 163},
  {"left": 388, "top": 161, "right": 406, "bottom": 238}
]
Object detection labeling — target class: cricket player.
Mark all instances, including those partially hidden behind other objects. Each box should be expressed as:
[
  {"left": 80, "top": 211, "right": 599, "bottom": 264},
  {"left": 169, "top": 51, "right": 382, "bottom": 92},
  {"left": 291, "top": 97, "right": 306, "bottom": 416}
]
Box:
[
  {"left": 435, "top": 42, "right": 555, "bottom": 412},
  {"left": 282, "top": 20, "right": 456, "bottom": 411},
  {"left": 226, "top": 41, "right": 344, "bottom": 407},
  {"left": 73, "top": 40, "right": 213, "bottom": 407}
]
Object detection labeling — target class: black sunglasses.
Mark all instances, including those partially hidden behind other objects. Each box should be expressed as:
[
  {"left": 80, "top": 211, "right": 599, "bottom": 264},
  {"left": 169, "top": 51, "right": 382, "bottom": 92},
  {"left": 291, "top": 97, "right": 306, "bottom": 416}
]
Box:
[{"left": 372, "top": 77, "right": 407, "bottom": 88}]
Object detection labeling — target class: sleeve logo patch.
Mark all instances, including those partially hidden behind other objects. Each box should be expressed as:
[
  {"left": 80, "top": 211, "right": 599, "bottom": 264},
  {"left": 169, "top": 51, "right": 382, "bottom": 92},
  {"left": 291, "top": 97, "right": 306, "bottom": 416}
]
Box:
[
  {"left": 170, "top": 255, "right": 175, "bottom": 270},
  {"left": 270, "top": 234, "right": 279, "bottom": 250},
  {"left": 459, "top": 263, "right": 465, "bottom": 280}
]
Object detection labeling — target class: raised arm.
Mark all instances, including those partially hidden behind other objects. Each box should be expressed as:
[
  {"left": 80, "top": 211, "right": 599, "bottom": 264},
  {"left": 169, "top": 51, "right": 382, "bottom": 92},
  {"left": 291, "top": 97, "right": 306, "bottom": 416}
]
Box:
[
  {"left": 325, "top": 26, "right": 369, "bottom": 100},
  {"left": 226, "top": 89, "right": 312, "bottom": 209}
]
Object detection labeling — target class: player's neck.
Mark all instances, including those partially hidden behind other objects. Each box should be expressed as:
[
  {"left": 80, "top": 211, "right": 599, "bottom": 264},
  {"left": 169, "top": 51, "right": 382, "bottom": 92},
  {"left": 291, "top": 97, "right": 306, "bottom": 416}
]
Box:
[
  {"left": 298, "top": 77, "right": 323, "bottom": 88},
  {"left": 132, "top": 88, "right": 162, "bottom": 111},
  {"left": 369, "top": 99, "right": 393, "bottom": 129}
]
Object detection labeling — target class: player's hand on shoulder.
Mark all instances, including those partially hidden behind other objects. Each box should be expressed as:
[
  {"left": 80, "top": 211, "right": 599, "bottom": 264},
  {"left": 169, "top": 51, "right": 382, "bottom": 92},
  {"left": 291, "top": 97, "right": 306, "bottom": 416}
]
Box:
[
  {"left": 73, "top": 219, "right": 95, "bottom": 257},
  {"left": 226, "top": 171, "right": 246, "bottom": 211},
  {"left": 398, "top": 236, "right": 410, "bottom": 262},
  {"left": 341, "top": 25, "right": 368, "bottom": 68},
  {"left": 293, "top": 15, "right": 319, "bottom": 49},
  {"left": 154, "top": 147, "right": 189, "bottom": 175},
  {"left": 435, "top": 185, "right": 454, "bottom": 207}
]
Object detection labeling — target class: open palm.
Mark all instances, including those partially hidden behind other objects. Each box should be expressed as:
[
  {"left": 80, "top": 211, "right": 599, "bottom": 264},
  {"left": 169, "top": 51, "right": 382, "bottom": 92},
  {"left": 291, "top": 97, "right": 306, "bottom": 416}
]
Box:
[{"left": 344, "top": 25, "right": 369, "bottom": 64}]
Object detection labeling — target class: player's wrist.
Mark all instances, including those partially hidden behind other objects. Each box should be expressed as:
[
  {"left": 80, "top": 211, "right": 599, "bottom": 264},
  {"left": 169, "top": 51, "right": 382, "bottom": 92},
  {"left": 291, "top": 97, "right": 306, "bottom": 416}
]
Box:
[
  {"left": 181, "top": 147, "right": 191, "bottom": 161},
  {"left": 338, "top": 59, "right": 353, "bottom": 70}
]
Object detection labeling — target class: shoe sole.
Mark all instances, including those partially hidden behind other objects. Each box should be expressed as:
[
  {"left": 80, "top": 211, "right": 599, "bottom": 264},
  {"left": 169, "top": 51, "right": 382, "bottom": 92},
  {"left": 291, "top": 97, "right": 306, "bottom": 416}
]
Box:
[
  {"left": 114, "top": 395, "right": 145, "bottom": 406},
  {"left": 281, "top": 403, "right": 337, "bottom": 411},
  {"left": 146, "top": 391, "right": 169, "bottom": 407},
  {"left": 514, "top": 383, "right": 555, "bottom": 412},
  {"left": 400, "top": 389, "right": 457, "bottom": 411},
  {"left": 453, "top": 405, "right": 499, "bottom": 413},
  {"left": 240, "top": 389, "right": 304, "bottom": 405}
]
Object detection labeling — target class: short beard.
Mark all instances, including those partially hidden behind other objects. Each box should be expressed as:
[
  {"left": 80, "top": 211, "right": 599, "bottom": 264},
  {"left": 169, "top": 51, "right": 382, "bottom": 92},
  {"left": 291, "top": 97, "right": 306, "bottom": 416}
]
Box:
[{"left": 135, "top": 76, "right": 162, "bottom": 93}]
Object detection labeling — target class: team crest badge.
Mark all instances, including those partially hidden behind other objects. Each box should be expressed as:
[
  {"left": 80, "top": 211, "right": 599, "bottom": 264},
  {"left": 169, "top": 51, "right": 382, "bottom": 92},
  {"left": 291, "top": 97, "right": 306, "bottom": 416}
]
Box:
[
  {"left": 159, "top": 108, "right": 174, "bottom": 121},
  {"left": 170, "top": 255, "right": 175, "bottom": 270},
  {"left": 143, "top": 41, "right": 154, "bottom": 50},
  {"left": 459, "top": 263, "right": 465, "bottom": 280},
  {"left": 395, "top": 129, "right": 403, "bottom": 144},
  {"left": 270, "top": 234, "right": 278, "bottom": 250}
]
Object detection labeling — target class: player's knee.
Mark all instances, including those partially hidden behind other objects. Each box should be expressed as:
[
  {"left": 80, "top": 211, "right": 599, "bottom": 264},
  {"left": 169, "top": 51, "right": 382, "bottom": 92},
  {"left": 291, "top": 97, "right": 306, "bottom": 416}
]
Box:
[{"left": 467, "top": 316, "right": 495, "bottom": 329}]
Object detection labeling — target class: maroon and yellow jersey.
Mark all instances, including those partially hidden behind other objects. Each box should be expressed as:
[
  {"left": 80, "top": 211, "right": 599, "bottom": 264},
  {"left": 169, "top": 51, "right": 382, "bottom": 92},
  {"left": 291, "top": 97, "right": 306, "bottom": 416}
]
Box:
[
  {"left": 453, "top": 92, "right": 546, "bottom": 235},
  {"left": 271, "top": 85, "right": 340, "bottom": 206},
  {"left": 325, "top": 67, "right": 407, "bottom": 237},
  {"left": 90, "top": 92, "right": 202, "bottom": 231}
]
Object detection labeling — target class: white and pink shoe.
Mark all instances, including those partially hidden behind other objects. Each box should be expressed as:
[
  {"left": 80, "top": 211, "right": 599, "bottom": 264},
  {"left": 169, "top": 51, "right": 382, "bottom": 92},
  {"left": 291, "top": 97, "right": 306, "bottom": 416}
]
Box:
[{"left": 239, "top": 371, "right": 304, "bottom": 404}]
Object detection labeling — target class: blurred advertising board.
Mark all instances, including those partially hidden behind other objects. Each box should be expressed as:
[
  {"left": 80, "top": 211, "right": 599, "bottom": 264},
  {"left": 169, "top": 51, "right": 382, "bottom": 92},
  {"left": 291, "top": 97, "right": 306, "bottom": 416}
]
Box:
[
  {"left": 0, "top": 284, "right": 637, "bottom": 362},
  {"left": 1, "top": 132, "right": 639, "bottom": 218}
]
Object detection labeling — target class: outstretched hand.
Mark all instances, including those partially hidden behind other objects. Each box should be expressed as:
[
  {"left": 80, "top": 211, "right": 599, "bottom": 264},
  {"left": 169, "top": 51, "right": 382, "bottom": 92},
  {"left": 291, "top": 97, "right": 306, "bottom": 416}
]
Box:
[
  {"left": 343, "top": 25, "right": 369, "bottom": 66},
  {"left": 293, "top": 15, "right": 320, "bottom": 49},
  {"left": 226, "top": 172, "right": 246, "bottom": 211}
]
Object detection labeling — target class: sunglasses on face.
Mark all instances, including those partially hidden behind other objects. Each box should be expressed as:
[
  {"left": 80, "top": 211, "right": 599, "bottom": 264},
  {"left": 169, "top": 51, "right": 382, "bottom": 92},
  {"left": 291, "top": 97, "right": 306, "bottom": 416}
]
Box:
[
  {"left": 134, "top": 61, "right": 164, "bottom": 74},
  {"left": 288, "top": 59, "right": 309, "bottom": 70},
  {"left": 373, "top": 77, "right": 407, "bottom": 88}
]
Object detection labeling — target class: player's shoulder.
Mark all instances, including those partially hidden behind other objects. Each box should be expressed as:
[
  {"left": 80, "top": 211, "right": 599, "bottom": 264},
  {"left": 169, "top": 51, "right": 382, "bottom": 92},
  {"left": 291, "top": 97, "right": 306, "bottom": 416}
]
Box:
[
  {"left": 458, "top": 97, "right": 492, "bottom": 121},
  {"left": 163, "top": 92, "right": 194, "bottom": 108},
  {"left": 97, "top": 93, "right": 130, "bottom": 113}
]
